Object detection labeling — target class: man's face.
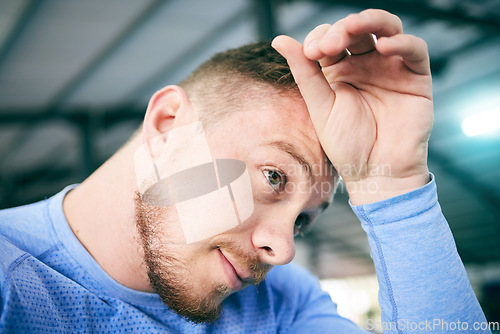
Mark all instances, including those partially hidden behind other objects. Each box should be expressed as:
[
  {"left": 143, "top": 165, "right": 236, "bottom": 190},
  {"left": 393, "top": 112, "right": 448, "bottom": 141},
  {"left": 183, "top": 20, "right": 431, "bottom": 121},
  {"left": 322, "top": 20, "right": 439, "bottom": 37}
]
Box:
[{"left": 135, "top": 93, "right": 336, "bottom": 323}]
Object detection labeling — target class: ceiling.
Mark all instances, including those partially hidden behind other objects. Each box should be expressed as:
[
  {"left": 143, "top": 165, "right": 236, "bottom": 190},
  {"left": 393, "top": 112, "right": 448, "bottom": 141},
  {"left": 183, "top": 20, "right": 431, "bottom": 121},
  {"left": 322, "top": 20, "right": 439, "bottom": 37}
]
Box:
[{"left": 0, "top": 0, "right": 499, "bottom": 279}]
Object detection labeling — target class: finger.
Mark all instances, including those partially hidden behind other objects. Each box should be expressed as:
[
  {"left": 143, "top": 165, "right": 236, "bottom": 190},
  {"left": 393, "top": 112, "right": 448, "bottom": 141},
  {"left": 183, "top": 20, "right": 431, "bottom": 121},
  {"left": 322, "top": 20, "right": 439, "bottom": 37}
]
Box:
[
  {"left": 377, "top": 34, "right": 430, "bottom": 75},
  {"left": 304, "top": 24, "right": 330, "bottom": 60},
  {"left": 271, "top": 35, "right": 335, "bottom": 132},
  {"left": 303, "top": 23, "right": 349, "bottom": 66},
  {"left": 318, "top": 51, "right": 349, "bottom": 68},
  {"left": 318, "top": 9, "right": 403, "bottom": 56},
  {"left": 346, "top": 33, "right": 376, "bottom": 56},
  {"left": 344, "top": 9, "right": 403, "bottom": 38}
]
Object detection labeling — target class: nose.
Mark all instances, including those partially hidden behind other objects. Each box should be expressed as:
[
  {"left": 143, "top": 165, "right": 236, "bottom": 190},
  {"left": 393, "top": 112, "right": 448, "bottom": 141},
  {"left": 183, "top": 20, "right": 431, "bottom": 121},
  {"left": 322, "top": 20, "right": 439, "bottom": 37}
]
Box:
[{"left": 251, "top": 214, "right": 296, "bottom": 266}]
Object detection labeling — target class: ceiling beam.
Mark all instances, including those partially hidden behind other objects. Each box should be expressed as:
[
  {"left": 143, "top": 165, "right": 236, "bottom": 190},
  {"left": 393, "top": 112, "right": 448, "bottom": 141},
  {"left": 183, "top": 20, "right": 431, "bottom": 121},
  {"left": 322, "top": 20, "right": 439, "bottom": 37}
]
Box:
[
  {"left": 44, "top": 0, "right": 167, "bottom": 112},
  {"left": 0, "top": 0, "right": 166, "bottom": 172},
  {"left": 0, "top": 106, "right": 143, "bottom": 174},
  {"left": 428, "top": 146, "right": 500, "bottom": 221},
  {"left": 128, "top": 6, "right": 250, "bottom": 100},
  {"left": 0, "top": 106, "right": 145, "bottom": 125},
  {"left": 434, "top": 67, "right": 500, "bottom": 109},
  {"left": 0, "top": 165, "right": 75, "bottom": 210},
  {"left": 309, "top": 0, "right": 500, "bottom": 33},
  {"left": 254, "top": 0, "right": 278, "bottom": 41},
  {"left": 286, "top": 1, "right": 335, "bottom": 36},
  {"left": 428, "top": 34, "right": 499, "bottom": 77},
  {"left": 0, "top": 0, "right": 42, "bottom": 71}
]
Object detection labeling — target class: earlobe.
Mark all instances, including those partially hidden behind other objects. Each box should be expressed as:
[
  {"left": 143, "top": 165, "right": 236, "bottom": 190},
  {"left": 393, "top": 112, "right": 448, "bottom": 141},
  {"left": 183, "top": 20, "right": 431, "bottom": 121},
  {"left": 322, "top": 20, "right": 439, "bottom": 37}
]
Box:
[{"left": 142, "top": 85, "right": 195, "bottom": 143}]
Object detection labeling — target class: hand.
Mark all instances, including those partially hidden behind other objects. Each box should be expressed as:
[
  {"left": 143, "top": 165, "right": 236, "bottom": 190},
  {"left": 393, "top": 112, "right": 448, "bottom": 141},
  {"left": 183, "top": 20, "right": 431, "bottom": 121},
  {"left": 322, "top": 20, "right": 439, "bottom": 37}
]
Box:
[{"left": 272, "top": 9, "right": 433, "bottom": 205}]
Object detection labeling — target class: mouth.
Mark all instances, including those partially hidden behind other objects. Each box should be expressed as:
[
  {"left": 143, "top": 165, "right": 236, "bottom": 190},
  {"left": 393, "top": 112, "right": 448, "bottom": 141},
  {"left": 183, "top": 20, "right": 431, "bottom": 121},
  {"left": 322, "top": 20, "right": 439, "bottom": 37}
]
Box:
[{"left": 217, "top": 248, "right": 253, "bottom": 291}]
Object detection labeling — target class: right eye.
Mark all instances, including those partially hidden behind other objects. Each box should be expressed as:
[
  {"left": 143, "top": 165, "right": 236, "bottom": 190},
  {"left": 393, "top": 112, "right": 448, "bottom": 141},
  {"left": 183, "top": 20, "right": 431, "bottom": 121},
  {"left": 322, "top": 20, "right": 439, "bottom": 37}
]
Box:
[{"left": 263, "top": 169, "right": 287, "bottom": 193}]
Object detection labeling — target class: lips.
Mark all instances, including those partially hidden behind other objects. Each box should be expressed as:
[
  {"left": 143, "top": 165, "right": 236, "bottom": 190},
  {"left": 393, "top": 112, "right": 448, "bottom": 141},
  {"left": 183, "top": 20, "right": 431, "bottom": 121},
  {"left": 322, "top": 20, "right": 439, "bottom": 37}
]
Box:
[{"left": 218, "top": 249, "right": 254, "bottom": 290}]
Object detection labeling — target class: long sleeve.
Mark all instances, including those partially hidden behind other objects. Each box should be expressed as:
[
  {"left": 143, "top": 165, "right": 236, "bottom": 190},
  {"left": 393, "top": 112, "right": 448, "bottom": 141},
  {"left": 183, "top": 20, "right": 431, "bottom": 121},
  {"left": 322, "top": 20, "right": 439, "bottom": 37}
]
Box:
[
  {"left": 350, "top": 174, "right": 491, "bottom": 333},
  {"left": 266, "top": 263, "right": 369, "bottom": 333}
]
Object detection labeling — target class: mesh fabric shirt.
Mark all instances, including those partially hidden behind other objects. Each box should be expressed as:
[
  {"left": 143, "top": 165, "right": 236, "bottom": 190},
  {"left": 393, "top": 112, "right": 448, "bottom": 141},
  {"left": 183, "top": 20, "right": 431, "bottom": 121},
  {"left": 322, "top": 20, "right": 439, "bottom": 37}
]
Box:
[{"left": 0, "top": 176, "right": 491, "bottom": 333}]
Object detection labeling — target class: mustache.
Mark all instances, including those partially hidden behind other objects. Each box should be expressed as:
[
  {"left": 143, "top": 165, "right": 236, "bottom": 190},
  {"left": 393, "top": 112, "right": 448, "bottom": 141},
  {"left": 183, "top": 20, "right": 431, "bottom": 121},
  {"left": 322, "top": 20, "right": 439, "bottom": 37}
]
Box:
[{"left": 214, "top": 240, "right": 270, "bottom": 284}]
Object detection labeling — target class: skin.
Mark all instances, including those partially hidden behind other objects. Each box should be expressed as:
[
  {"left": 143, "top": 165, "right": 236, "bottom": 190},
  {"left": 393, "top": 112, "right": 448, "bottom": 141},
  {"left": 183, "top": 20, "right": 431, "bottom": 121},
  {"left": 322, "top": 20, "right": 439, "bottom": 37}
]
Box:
[
  {"left": 272, "top": 9, "right": 433, "bottom": 205},
  {"left": 64, "top": 84, "right": 334, "bottom": 322},
  {"left": 63, "top": 8, "right": 433, "bottom": 324}
]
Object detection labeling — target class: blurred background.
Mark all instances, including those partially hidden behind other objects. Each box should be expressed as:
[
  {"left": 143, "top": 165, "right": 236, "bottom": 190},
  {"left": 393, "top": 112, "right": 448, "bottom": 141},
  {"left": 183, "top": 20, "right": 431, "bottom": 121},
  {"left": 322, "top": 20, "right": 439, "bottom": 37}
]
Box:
[{"left": 0, "top": 0, "right": 499, "bottom": 331}]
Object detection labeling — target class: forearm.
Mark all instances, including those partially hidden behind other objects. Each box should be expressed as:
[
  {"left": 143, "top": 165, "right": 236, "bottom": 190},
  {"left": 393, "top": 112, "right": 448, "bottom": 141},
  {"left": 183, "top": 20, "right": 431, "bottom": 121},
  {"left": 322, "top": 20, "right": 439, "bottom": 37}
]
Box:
[{"left": 351, "top": 174, "right": 490, "bottom": 333}]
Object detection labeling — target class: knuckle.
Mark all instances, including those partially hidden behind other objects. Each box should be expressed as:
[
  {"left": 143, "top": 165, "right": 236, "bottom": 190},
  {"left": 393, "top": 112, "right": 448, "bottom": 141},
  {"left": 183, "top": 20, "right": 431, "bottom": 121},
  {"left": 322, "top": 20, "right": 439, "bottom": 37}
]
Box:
[
  {"left": 318, "top": 23, "right": 331, "bottom": 30},
  {"left": 346, "top": 13, "right": 358, "bottom": 20},
  {"left": 330, "top": 20, "right": 345, "bottom": 33},
  {"left": 409, "top": 35, "right": 428, "bottom": 50},
  {"left": 417, "top": 36, "right": 428, "bottom": 49},
  {"left": 361, "top": 8, "right": 388, "bottom": 18},
  {"left": 306, "top": 24, "right": 331, "bottom": 44},
  {"left": 393, "top": 14, "right": 403, "bottom": 29},
  {"left": 360, "top": 8, "right": 377, "bottom": 15},
  {"left": 315, "top": 23, "right": 332, "bottom": 35}
]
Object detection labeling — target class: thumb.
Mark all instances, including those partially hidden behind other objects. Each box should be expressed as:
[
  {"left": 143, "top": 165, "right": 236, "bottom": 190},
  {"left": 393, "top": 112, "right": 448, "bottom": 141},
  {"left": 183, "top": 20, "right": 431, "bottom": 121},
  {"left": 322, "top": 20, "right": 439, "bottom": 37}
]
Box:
[{"left": 271, "top": 35, "right": 335, "bottom": 133}]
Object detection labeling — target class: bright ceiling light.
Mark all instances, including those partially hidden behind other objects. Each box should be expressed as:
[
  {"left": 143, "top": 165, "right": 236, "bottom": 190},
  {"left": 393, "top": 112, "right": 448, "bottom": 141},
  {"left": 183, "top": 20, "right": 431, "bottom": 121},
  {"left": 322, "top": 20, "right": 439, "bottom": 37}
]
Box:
[{"left": 461, "top": 108, "right": 500, "bottom": 137}]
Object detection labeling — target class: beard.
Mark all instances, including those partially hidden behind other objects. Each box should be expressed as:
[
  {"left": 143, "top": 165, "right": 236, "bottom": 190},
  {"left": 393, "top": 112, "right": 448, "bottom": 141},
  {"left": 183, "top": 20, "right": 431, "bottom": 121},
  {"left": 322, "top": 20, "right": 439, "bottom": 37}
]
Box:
[{"left": 134, "top": 192, "right": 268, "bottom": 324}]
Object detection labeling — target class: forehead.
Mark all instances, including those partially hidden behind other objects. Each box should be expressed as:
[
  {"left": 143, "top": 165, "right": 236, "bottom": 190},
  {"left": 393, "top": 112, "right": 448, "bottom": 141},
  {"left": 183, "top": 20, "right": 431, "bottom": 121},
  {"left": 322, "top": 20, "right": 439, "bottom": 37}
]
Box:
[
  {"left": 208, "top": 93, "right": 319, "bottom": 155},
  {"left": 204, "top": 93, "right": 335, "bottom": 204}
]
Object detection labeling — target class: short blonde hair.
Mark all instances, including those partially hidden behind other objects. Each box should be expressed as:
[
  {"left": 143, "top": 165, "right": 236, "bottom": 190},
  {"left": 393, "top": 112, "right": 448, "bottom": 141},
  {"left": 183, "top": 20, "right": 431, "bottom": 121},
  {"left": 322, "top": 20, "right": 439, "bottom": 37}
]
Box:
[{"left": 179, "top": 42, "right": 300, "bottom": 129}]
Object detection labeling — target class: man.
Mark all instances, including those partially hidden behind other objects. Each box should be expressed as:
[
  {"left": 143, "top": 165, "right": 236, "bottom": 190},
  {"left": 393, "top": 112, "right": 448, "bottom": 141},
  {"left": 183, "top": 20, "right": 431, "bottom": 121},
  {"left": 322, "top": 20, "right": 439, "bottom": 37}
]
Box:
[{"left": 0, "top": 9, "right": 491, "bottom": 333}]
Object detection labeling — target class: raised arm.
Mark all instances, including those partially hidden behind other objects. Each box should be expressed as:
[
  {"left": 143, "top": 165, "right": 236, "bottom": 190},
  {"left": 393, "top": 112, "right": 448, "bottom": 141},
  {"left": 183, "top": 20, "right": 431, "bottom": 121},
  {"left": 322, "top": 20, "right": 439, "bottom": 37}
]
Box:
[
  {"left": 272, "top": 9, "right": 491, "bottom": 333},
  {"left": 272, "top": 9, "right": 432, "bottom": 206}
]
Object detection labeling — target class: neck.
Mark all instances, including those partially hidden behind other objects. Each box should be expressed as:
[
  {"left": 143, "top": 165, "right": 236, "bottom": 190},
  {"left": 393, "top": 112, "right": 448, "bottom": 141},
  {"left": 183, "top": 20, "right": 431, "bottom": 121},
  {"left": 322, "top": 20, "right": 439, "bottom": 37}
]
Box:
[{"left": 63, "top": 135, "right": 153, "bottom": 292}]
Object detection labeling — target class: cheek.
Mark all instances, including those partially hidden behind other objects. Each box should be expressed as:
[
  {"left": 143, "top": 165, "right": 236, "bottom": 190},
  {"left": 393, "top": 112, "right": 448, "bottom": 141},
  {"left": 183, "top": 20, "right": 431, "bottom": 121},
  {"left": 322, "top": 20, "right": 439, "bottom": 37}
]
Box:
[{"left": 137, "top": 203, "right": 188, "bottom": 246}]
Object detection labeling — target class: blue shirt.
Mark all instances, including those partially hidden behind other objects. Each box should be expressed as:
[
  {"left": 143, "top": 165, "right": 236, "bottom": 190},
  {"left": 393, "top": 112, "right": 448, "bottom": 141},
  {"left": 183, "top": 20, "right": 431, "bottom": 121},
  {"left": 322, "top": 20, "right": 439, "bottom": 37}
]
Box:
[{"left": 0, "top": 176, "right": 490, "bottom": 333}]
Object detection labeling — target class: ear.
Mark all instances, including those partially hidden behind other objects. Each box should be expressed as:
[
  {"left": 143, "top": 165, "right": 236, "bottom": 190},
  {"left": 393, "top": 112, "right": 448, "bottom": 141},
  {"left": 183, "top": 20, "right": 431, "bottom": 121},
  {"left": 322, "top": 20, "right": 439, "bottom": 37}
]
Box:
[{"left": 142, "top": 85, "right": 197, "bottom": 143}]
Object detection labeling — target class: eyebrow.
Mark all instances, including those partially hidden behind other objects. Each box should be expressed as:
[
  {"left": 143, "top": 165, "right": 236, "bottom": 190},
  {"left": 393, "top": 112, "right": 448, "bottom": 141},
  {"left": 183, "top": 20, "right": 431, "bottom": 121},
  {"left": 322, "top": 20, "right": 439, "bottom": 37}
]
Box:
[{"left": 263, "top": 140, "right": 316, "bottom": 185}]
